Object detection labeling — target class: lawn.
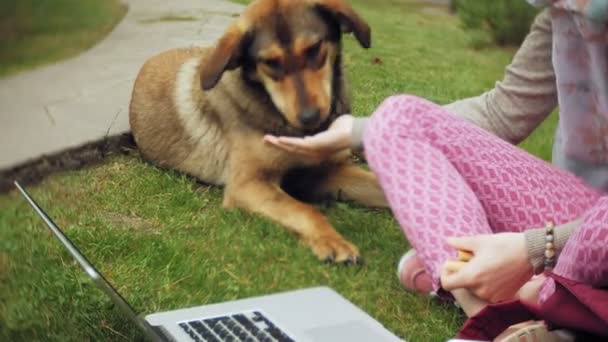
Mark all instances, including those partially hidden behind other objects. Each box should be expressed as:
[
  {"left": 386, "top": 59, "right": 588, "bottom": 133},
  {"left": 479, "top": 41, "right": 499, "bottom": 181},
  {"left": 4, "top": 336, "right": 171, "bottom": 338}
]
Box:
[
  {"left": 0, "top": 0, "right": 557, "bottom": 341},
  {"left": 0, "top": 0, "right": 127, "bottom": 76}
]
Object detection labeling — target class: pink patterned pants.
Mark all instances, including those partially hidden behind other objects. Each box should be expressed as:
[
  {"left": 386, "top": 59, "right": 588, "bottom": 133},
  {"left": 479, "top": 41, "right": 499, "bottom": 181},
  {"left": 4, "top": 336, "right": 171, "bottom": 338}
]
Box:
[{"left": 363, "top": 95, "right": 608, "bottom": 298}]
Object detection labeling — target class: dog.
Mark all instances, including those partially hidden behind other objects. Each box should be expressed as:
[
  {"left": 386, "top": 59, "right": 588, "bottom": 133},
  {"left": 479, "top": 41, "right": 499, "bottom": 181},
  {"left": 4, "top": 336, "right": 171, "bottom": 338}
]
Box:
[{"left": 129, "top": 0, "right": 387, "bottom": 264}]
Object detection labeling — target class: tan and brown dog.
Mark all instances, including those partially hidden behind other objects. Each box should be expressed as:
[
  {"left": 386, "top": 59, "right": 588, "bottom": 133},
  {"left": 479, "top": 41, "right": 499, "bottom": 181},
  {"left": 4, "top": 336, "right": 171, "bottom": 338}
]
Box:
[{"left": 129, "top": 0, "right": 387, "bottom": 264}]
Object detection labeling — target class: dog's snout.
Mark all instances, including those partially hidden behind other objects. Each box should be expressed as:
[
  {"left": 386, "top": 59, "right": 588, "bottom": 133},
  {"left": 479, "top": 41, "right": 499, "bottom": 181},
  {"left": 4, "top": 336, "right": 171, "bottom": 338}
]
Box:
[{"left": 298, "top": 108, "right": 321, "bottom": 126}]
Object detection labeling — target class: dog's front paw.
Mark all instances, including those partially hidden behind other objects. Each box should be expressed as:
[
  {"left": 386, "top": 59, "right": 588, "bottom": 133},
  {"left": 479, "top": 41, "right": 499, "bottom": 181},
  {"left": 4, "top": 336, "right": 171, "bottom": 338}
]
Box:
[{"left": 306, "top": 234, "right": 361, "bottom": 265}]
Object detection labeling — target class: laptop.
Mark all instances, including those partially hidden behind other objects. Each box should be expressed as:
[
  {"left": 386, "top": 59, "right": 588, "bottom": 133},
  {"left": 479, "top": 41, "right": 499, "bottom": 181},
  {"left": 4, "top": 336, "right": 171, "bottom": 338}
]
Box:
[{"left": 15, "top": 181, "right": 404, "bottom": 342}]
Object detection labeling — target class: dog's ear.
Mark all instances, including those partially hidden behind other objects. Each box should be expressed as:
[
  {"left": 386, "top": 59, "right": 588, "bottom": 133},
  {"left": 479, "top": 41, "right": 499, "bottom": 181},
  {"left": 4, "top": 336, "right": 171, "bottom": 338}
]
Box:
[
  {"left": 200, "top": 24, "right": 250, "bottom": 90},
  {"left": 310, "top": 0, "right": 371, "bottom": 48}
]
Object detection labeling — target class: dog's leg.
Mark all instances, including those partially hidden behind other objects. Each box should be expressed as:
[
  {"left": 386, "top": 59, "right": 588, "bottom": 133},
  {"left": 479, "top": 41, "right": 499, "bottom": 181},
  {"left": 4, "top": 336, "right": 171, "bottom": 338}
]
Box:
[
  {"left": 318, "top": 164, "right": 388, "bottom": 207},
  {"left": 224, "top": 179, "right": 360, "bottom": 264}
]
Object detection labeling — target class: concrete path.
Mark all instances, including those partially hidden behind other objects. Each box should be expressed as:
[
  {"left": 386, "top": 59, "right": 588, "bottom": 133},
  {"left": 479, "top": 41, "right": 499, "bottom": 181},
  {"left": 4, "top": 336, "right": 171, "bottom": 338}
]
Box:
[{"left": 0, "top": 0, "right": 244, "bottom": 170}]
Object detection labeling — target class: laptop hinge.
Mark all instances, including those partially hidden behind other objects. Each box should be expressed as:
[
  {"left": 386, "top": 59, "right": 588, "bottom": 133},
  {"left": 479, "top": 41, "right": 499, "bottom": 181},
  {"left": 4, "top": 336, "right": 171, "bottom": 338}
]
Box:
[{"left": 139, "top": 314, "right": 173, "bottom": 342}]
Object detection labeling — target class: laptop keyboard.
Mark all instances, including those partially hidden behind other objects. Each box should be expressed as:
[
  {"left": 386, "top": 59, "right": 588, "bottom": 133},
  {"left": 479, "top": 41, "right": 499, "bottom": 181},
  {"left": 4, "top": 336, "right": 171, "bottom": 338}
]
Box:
[{"left": 179, "top": 310, "right": 295, "bottom": 342}]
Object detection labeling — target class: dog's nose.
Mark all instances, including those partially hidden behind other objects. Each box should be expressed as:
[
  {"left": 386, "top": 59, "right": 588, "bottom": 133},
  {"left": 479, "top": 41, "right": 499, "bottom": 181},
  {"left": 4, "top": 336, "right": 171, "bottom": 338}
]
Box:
[{"left": 298, "top": 108, "right": 321, "bottom": 127}]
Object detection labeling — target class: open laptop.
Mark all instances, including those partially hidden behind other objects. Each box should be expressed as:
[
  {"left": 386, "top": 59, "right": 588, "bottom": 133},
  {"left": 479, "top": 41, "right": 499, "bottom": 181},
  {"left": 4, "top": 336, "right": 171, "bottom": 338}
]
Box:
[{"left": 15, "top": 181, "right": 403, "bottom": 342}]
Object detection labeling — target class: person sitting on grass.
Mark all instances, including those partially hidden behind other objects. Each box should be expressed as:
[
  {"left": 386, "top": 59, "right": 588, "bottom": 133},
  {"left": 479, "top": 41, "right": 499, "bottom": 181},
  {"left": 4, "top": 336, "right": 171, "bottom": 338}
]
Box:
[{"left": 265, "top": 1, "right": 608, "bottom": 340}]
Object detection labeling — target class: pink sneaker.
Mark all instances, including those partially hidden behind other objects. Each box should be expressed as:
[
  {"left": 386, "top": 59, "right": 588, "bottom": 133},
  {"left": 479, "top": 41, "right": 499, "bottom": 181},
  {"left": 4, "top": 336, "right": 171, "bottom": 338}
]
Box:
[{"left": 397, "top": 250, "right": 434, "bottom": 295}]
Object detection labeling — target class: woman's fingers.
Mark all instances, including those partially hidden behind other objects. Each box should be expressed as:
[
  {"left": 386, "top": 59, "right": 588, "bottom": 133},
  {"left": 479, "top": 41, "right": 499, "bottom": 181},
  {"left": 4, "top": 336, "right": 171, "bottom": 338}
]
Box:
[
  {"left": 441, "top": 260, "right": 476, "bottom": 291},
  {"left": 265, "top": 132, "right": 342, "bottom": 157},
  {"left": 264, "top": 136, "right": 324, "bottom": 158},
  {"left": 265, "top": 135, "right": 307, "bottom": 152},
  {"left": 277, "top": 133, "right": 335, "bottom": 150},
  {"left": 458, "top": 250, "right": 474, "bottom": 262},
  {"left": 446, "top": 235, "right": 481, "bottom": 253},
  {"left": 264, "top": 123, "right": 351, "bottom": 158},
  {"left": 264, "top": 114, "right": 353, "bottom": 156},
  {"left": 264, "top": 135, "right": 294, "bottom": 151},
  {"left": 275, "top": 136, "right": 313, "bottom": 147},
  {"left": 440, "top": 246, "right": 476, "bottom": 291},
  {"left": 265, "top": 135, "right": 320, "bottom": 150},
  {"left": 443, "top": 259, "right": 468, "bottom": 273},
  {"left": 278, "top": 142, "right": 319, "bottom": 157},
  {"left": 263, "top": 135, "right": 281, "bottom": 146}
]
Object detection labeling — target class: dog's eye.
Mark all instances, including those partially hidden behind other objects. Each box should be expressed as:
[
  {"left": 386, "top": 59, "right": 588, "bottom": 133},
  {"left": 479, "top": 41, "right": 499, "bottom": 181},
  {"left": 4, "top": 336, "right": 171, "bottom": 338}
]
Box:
[
  {"left": 261, "top": 58, "right": 281, "bottom": 71},
  {"left": 306, "top": 41, "right": 322, "bottom": 60}
]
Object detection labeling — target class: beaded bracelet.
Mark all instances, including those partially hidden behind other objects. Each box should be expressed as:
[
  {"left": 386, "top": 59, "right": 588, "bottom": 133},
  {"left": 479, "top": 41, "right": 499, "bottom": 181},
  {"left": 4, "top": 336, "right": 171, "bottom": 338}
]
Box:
[{"left": 544, "top": 222, "right": 556, "bottom": 271}]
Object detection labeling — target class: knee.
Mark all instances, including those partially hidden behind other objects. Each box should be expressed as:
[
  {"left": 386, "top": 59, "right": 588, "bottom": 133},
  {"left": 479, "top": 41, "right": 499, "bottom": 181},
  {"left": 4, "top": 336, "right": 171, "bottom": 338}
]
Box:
[
  {"left": 584, "top": 195, "right": 608, "bottom": 224},
  {"left": 372, "top": 94, "right": 440, "bottom": 124},
  {"left": 382, "top": 94, "right": 425, "bottom": 107},
  {"left": 594, "top": 195, "right": 608, "bottom": 208},
  {"left": 373, "top": 94, "right": 427, "bottom": 119},
  {"left": 367, "top": 95, "right": 424, "bottom": 133},
  {"left": 364, "top": 94, "right": 438, "bottom": 143}
]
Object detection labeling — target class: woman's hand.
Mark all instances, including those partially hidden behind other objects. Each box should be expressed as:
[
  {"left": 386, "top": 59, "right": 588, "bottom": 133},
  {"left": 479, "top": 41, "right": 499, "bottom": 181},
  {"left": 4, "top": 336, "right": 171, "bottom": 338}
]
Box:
[
  {"left": 263, "top": 114, "right": 354, "bottom": 159},
  {"left": 440, "top": 233, "right": 534, "bottom": 303}
]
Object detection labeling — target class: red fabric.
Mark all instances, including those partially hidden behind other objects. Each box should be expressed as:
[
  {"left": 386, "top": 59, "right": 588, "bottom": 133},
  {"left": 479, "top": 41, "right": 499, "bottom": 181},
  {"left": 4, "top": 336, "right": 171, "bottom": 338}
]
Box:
[{"left": 457, "top": 273, "right": 608, "bottom": 340}]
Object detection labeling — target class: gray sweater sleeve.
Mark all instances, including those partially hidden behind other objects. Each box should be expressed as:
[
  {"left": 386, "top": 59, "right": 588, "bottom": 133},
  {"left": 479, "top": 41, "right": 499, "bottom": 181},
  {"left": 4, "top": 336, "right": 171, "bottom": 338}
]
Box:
[
  {"left": 525, "top": 219, "right": 582, "bottom": 274},
  {"left": 443, "top": 9, "right": 557, "bottom": 144}
]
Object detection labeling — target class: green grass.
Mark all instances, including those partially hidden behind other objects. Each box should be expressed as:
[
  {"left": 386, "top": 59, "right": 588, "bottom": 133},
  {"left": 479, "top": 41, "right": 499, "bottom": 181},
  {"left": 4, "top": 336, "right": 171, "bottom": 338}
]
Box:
[
  {"left": 0, "top": 0, "right": 558, "bottom": 341},
  {"left": 0, "top": 0, "right": 127, "bottom": 77}
]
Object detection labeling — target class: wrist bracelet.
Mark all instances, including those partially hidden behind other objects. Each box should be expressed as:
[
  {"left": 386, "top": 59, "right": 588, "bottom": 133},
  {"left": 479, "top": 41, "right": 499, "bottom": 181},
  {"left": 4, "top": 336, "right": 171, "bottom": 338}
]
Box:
[{"left": 544, "top": 222, "right": 556, "bottom": 271}]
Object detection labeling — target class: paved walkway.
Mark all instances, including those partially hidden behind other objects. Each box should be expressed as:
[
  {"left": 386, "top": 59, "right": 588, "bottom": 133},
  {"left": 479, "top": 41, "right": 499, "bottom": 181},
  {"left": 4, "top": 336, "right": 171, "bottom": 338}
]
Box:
[{"left": 0, "top": 0, "right": 244, "bottom": 170}]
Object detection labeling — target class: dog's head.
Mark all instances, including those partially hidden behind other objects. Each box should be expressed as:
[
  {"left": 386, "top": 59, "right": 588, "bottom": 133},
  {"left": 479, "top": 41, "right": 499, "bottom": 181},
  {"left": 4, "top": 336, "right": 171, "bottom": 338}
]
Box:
[{"left": 200, "top": 0, "right": 370, "bottom": 130}]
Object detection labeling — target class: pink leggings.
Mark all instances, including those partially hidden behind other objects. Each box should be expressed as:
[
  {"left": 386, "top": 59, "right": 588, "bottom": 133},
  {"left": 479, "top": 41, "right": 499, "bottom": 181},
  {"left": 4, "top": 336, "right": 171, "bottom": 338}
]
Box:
[{"left": 363, "top": 95, "right": 608, "bottom": 298}]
